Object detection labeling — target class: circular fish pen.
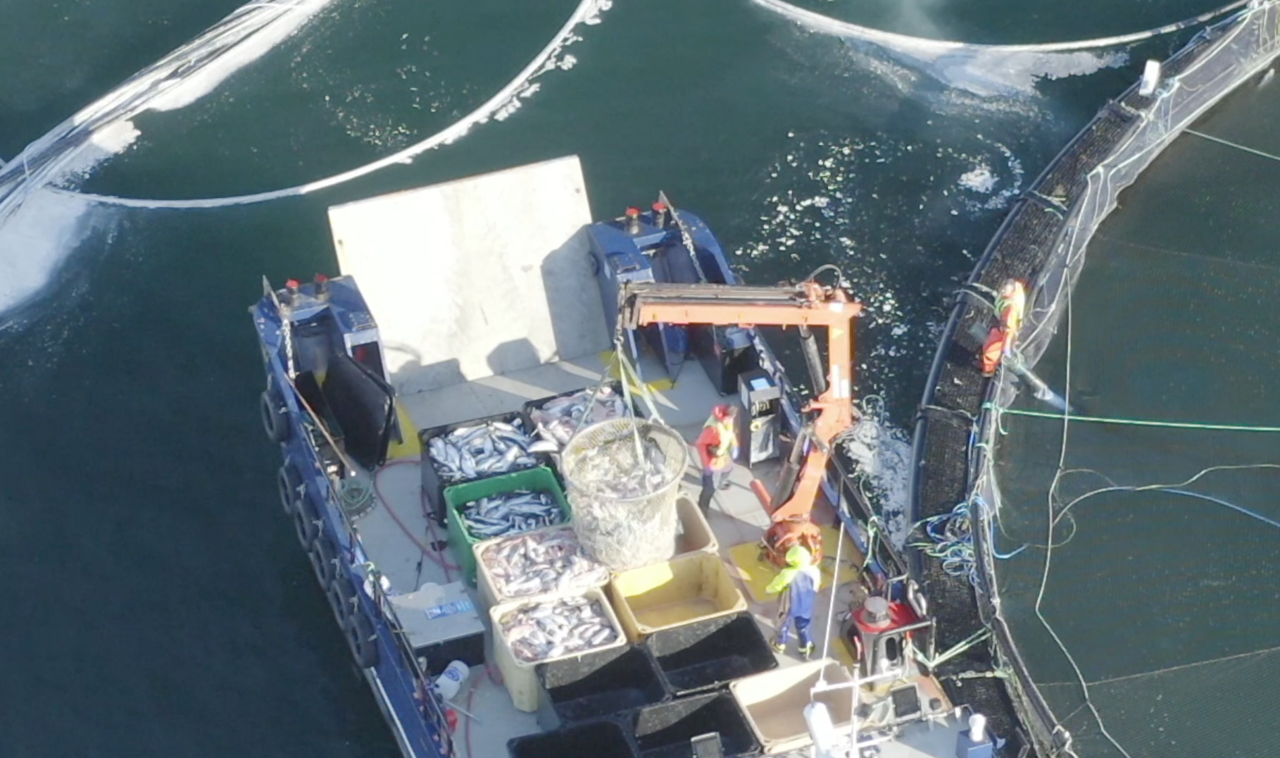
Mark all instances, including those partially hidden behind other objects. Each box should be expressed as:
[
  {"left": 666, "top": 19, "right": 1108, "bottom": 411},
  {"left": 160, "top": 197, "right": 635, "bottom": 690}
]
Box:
[{"left": 911, "top": 5, "right": 1280, "bottom": 756}]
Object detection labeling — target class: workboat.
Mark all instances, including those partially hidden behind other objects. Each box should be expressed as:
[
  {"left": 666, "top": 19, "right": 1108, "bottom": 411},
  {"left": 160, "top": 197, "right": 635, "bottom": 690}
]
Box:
[{"left": 251, "top": 156, "right": 1006, "bottom": 758}]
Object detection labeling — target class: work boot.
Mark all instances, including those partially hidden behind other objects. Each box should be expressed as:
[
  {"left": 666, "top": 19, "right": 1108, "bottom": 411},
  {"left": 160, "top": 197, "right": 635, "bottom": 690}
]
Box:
[
  {"left": 772, "top": 639, "right": 786, "bottom": 654},
  {"left": 799, "top": 643, "right": 815, "bottom": 661}
]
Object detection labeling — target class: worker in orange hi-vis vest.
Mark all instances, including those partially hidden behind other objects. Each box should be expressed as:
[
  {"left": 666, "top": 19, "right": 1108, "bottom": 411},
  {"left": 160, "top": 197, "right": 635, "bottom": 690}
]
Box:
[
  {"left": 695, "top": 404, "right": 739, "bottom": 512},
  {"left": 981, "top": 279, "right": 1027, "bottom": 377}
]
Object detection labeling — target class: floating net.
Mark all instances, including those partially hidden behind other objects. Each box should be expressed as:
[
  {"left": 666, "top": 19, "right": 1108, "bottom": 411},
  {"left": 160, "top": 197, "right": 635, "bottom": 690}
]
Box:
[
  {"left": 912, "top": 4, "right": 1280, "bottom": 756},
  {"left": 560, "top": 418, "right": 689, "bottom": 571}
]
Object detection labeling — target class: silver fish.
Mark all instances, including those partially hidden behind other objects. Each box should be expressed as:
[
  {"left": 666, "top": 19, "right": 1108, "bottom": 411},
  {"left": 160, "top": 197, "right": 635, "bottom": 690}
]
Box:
[
  {"left": 479, "top": 527, "right": 609, "bottom": 600},
  {"left": 499, "top": 595, "right": 619, "bottom": 663},
  {"left": 427, "top": 418, "right": 540, "bottom": 483},
  {"left": 459, "top": 490, "right": 564, "bottom": 540},
  {"left": 530, "top": 387, "right": 630, "bottom": 448}
]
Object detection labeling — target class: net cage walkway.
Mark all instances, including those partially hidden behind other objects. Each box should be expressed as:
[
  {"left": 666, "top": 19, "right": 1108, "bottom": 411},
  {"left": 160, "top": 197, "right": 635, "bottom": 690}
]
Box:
[{"left": 908, "top": 3, "right": 1280, "bottom": 757}]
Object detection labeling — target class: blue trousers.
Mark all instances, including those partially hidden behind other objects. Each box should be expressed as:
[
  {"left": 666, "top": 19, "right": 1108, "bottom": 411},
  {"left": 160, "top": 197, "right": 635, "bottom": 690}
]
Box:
[
  {"left": 778, "top": 615, "right": 812, "bottom": 648},
  {"left": 698, "top": 465, "right": 730, "bottom": 511}
]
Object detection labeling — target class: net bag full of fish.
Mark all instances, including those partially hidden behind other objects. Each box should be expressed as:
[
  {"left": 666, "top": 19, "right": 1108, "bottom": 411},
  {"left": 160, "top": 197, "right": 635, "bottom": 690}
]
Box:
[
  {"left": 560, "top": 418, "right": 688, "bottom": 571},
  {"left": 529, "top": 386, "right": 630, "bottom": 449}
]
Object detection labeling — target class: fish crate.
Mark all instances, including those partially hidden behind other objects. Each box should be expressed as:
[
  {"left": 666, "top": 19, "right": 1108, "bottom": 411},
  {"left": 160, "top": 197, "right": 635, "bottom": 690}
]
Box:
[
  {"left": 523, "top": 380, "right": 637, "bottom": 436},
  {"left": 475, "top": 525, "right": 609, "bottom": 611},
  {"left": 672, "top": 496, "right": 716, "bottom": 558},
  {"left": 491, "top": 587, "right": 627, "bottom": 713},
  {"left": 419, "top": 409, "right": 550, "bottom": 525},
  {"left": 444, "top": 467, "right": 571, "bottom": 587},
  {"left": 508, "top": 718, "right": 638, "bottom": 758},
  {"left": 609, "top": 552, "right": 747, "bottom": 642},
  {"left": 621, "top": 690, "right": 762, "bottom": 758},
  {"left": 728, "top": 660, "right": 854, "bottom": 755},
  {"left": 535, "top": 644, "right": 668, "bottom": 730},
  {"left": 641, "top": 612, "right": 777, "bottom": 697}
]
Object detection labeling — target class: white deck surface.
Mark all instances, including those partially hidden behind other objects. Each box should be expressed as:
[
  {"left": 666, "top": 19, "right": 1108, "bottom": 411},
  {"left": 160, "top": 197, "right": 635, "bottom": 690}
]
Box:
[{"left": 358, "top": 352, "right": 968, "bottom": 758}]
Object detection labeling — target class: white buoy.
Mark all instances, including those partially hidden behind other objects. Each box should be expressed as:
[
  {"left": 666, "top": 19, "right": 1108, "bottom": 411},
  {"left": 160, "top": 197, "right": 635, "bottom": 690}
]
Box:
[
  {"left": 804, "top": 702, "right": 841, "bottom": 758},
  {"left": 1139, "top": 59, "right": 1162, "bottom": 96},
  {"left": 433, "top": 661, "right": 471, "bottom": 700},
  {"left": 969, "top": 713, "right": 988, "bottom": 744}
]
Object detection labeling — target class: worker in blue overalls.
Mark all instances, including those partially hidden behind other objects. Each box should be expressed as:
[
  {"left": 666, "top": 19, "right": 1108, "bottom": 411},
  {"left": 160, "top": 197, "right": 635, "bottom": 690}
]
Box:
[{"left": 766, "top": 545, "right": 820, "bottom": 659}]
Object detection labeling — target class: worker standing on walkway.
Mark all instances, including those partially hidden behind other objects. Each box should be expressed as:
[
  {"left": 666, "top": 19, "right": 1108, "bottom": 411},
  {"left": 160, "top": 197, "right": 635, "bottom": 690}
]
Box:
[
  {"left": 981, "top": 278, "right": 1027, "bottom": 376},
  {"left": 767, "top": 545, "right": 820, "bottom": 659},
  {"left": 695, "top": 404, "right": 739, "bottom": 512}
]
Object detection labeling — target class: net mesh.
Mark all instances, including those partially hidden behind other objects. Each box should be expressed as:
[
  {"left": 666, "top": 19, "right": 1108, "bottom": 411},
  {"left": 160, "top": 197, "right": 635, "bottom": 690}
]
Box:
[
  {"left": 980, "top": 11, "right": 1280, "bottom": 757},
  {"left": 913, "top": 5, "right": 1280, "bottom": 756},
  {"left": 560, "top": 418, "right": 689, "bottom": 571}
]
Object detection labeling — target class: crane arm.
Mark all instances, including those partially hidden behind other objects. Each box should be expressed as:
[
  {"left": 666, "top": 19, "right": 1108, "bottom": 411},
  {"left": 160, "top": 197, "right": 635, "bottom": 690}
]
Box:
[{"left": 619, "top": 281, "right": 861, "bottom": 524}]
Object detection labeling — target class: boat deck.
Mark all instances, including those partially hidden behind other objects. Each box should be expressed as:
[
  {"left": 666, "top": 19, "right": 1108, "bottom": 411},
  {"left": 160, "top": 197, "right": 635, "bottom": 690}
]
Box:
[{"left": 357, "top": 351, "right": 968, "bottom": 758}]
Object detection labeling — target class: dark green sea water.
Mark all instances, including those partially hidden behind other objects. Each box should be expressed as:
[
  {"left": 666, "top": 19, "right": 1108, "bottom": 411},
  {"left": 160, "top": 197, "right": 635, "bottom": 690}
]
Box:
[{"left": 0, "top": 0, "right": 1256, "bottom": 756}]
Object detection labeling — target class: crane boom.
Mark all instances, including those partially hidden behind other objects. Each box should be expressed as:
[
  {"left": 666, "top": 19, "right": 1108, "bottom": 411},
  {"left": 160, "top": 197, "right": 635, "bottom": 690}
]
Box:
[{"left": 618, "top": 280, "right": 862, "bottom": 538}]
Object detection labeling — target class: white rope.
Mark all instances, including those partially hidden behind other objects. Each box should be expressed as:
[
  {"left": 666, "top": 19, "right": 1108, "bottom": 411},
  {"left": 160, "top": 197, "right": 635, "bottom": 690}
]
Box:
[
  {"left": 1187, "top": 127, "right": 1280, "bottom": 161},
  {"left": 1030, "top": 255, "right": 1133, "bottom": 758},
  {"left": 818, "top": 517, "right": 846, "bottom": 673}
]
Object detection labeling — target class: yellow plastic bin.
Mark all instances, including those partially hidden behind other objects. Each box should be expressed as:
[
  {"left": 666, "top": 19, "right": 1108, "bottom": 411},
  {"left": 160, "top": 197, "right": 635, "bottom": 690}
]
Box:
[
  {"left": 473, "top": 526, "right": 609, "bottom": 611},
  {"left": 490, "top": 587, "right": 626, "bottom": 712},
  {"left": 729, "top": 659, "right": 855, "bottom": 754},
  {"left": 673, "top": 496, "right": 717, "bottom": 557},
  {"left": 609, "top": 552, "right": 747, "bottom": 642}
]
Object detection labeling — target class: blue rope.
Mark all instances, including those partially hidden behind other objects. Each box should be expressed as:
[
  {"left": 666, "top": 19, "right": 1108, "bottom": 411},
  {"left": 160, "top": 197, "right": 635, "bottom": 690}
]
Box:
[{"left": 1160, "top": 488, "right": 1280, "bottom": 530}]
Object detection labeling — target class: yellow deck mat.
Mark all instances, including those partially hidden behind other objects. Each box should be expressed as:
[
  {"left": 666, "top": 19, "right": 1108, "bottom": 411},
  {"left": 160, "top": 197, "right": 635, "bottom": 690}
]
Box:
[
  {"left": 386, "top": 399, "right": 422, "bottom": 461},
  {"left": 599, "top": 350, "right": 676, "bottom": 393},
  {"left": 726, "top": 525, "right": 862, "bottom": 605}
]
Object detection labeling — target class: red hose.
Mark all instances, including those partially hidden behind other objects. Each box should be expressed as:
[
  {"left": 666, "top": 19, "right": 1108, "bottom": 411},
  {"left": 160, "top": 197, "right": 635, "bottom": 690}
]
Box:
[{"left": 373, "top": 459, "right": 461, "bottom": 575}]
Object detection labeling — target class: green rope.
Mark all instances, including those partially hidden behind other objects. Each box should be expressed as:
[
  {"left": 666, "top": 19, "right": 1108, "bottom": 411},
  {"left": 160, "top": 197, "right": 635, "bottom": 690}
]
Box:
[{"left": 991, "top": 405, "right": 1280, "bottom": 433}]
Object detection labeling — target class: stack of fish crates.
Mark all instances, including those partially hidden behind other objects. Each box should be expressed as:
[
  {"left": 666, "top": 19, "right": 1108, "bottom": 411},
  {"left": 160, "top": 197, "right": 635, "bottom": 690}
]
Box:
[
  {"left": 419, "top": 410, "right": 553, "bottom": 525},
  {"left": 442, "top": 466, "right": 571, "bottom": 586},
  {"left": 473, "top": 524, "right": 610, "bottom": 611},
  {"left": 490, "top": 586, "right": 627, "bottom": 712}
]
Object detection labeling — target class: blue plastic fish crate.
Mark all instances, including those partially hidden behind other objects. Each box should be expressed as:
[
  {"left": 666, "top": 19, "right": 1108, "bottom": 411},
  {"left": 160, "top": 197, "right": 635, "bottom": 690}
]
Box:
[
  {"left": 419, "top": 410, "right": 550, "bottom": 524},
  {"left": 443, "top": 466, "right": 572, "bottom": 586}
]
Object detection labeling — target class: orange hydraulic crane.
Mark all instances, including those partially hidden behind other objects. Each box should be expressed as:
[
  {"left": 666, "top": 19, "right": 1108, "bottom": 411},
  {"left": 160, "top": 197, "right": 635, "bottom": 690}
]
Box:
[{"left": 618, "top": 273, "right": 862, "bottom": 565}]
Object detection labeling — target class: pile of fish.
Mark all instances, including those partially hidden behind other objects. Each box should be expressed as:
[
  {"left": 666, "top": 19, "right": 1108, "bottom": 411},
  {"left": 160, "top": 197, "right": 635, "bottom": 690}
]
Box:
[
  {"left": 426, "top": 418, "right": 553, "bottom": 484},
  {"left": 571, "top": 436, "right": 671, "bottom": 499},
  {"left": 479, "top": 527, "right": 609, "bottom": 600},
  {"left": 499, "top": 595, "right": 619, "bottom": 663},
  {"left": 530, "top": 386, "right": 630, "bottom": 447},
  {"left": 459, "top": 490, "right": 565, "bottom": 539}
]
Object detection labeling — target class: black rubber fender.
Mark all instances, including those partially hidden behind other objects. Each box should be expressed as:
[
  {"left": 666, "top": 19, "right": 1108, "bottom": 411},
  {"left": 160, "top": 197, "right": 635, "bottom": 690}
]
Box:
[
  {"left": 293, "top": 493, "right": 321, "bottom": 550},
  {"left": 277, "top": 460, "right": 302, "bottom": 515},
  {"left": 330, "top": 573, "right": 359, "bottom": 618},
  {"left": 311, "top": 533, "right": 339, "bottom": 588},
  {"left": 344, "top": 605, "right": 380, "bottom": 669},
  {"left": 260, "top": 387, "right": 290, "bottom": 444}
]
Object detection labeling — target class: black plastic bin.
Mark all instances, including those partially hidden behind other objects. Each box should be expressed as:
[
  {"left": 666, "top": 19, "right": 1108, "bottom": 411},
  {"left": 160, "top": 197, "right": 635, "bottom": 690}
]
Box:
[
  {"left": 508, "top": 719, "right": 638, "bottom": 758},
  {"left": 623, "top": 691, "right": 761, "bottom": 758},
  {"left": 418, "top": 409, "right": 546, "bottom": 524},
  {"left": 641, "top": 613, "right": 777, "bottom": 697},
  {"left": 536, "top": 645, "right": 668, "bottom": 730}
]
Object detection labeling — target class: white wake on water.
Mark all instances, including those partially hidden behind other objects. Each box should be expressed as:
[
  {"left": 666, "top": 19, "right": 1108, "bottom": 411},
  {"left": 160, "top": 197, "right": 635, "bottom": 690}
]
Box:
[
  {"left": 751, "top": 0, "right": 1247, "bottom": 96},
  {"left": 52, "top": 0, "right": 612, "bottom": 209},
  {"left": 0, "top": 0, "right": 612, "bottom": 316},
  {"left": 0, "top": 0, "right": 335, "bottom": 315}
]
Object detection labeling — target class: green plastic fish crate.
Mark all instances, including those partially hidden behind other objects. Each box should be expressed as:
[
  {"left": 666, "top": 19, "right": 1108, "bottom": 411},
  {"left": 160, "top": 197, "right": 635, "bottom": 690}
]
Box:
[{"left": 444, "top": 466, "right": 572, "bottom": 587}]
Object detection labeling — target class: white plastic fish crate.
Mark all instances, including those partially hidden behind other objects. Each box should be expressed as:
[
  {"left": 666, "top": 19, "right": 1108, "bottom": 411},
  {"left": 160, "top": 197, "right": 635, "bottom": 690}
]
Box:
[
  {"left": 490, "top": 587, "right": 626, "bottom": 713},
  {"left": 474, "top": 525, "right": 610, "bottom": 611}
]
